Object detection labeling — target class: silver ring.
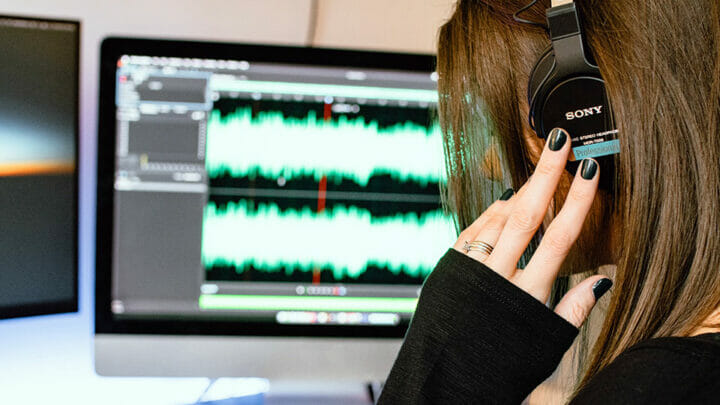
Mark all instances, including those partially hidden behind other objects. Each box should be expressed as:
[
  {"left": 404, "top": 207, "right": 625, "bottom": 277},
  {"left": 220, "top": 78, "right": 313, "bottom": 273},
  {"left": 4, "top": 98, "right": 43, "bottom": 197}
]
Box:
[{"left": 463, "top": 240, "right": 494, "bottom": 256}]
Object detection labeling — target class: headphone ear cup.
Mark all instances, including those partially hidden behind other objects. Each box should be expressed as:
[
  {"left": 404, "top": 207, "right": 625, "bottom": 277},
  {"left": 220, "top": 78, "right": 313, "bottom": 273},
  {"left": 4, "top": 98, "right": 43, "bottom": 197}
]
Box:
[{"left": 527, "top": 45, "right": 555, "bottom": 129}]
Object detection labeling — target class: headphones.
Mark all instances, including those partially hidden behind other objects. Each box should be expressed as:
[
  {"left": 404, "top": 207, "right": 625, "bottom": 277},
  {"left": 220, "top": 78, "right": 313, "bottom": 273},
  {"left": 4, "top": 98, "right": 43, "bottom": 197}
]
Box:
[{"left": 522, "top": 1, "right": 618, "bottom": 188}]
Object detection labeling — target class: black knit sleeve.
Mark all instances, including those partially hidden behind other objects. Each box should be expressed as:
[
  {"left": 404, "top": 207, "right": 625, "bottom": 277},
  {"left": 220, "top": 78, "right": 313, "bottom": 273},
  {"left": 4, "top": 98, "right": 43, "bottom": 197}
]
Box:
[{"left": 378, "top": 248, "right": 579, "bottom": 404}]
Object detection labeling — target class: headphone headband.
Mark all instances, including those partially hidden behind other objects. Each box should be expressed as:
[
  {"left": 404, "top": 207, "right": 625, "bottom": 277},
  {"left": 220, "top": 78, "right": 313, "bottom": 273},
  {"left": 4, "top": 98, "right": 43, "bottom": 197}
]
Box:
[{"left": 547, "top": 3, "right": 597, "bottom": 77}]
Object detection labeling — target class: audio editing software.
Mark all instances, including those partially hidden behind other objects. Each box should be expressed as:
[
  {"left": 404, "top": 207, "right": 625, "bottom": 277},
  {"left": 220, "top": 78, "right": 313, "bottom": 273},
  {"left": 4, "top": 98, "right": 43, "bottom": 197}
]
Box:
[{"left": 111, "top": 55, "right": 455, "bottom": 326}]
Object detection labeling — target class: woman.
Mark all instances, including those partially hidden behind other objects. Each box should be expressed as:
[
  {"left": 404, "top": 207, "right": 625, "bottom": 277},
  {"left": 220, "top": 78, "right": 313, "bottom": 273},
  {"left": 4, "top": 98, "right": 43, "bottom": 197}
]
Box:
[{"left": 378, "top": 0, "right": 720, "bottom": 403}]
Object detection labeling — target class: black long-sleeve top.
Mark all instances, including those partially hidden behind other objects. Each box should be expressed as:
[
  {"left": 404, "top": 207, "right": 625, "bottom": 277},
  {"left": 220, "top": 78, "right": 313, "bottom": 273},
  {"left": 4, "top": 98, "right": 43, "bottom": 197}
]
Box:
[{"left": 378, "top": 249, "right": 720, "bottom": 404}]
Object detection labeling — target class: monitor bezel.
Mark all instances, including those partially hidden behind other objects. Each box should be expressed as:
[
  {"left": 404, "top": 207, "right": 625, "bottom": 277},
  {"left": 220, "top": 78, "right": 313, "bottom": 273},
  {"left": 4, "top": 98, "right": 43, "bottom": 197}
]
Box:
[
  {"left": 0, "top": 14, "right": 80, "bottom": 320},
  {"left": 95, "top": 37, "right": 438, "bottom": 338}
]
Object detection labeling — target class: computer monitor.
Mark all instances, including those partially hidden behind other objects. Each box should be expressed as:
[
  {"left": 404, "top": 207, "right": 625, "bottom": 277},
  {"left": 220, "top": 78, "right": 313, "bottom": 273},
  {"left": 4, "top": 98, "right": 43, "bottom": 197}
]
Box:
[
  {"left": 0, "top": 15, "right": 79, "bottom": 320},
  {"left": 95, "top": 37, "right": 455, "bottom": 380}
]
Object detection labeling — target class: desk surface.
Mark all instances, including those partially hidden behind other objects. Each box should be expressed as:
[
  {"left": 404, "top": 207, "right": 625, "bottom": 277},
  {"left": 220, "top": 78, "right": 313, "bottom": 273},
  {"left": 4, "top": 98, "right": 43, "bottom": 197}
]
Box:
[
  {"left": 0, "top": 310, "right": 223, "bottom": 404},
  {"left": 0, "top": 310, "right": 371, "bottom": 404}
]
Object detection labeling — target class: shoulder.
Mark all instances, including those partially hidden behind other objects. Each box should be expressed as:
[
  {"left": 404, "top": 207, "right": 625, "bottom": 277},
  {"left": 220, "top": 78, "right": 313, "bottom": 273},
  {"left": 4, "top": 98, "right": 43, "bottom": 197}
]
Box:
[
  {"left": 616, "top": 333, "right": 720, "bottom": 365},
  {"left": 571, "top": 333, "right": 720, "bottom": 404}
]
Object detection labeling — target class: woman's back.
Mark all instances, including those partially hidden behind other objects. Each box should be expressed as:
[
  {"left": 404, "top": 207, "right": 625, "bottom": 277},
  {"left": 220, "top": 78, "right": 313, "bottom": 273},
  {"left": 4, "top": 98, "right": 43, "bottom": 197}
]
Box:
[{"left": 571, "top": 333, "right": 720, "bottom": 403}]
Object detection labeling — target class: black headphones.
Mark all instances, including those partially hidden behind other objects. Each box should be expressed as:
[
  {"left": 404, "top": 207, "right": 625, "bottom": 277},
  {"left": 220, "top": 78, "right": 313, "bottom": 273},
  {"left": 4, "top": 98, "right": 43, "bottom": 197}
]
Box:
[{"left": 522, "top": 1, "right": 618, "bottom": 188}]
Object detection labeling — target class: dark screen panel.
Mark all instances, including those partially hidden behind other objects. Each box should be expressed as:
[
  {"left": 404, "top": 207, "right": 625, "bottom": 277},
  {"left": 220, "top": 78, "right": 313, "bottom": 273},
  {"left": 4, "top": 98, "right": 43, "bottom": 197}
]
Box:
[{"left": 0, "top": 15, "right": 79, "bottom": 319}]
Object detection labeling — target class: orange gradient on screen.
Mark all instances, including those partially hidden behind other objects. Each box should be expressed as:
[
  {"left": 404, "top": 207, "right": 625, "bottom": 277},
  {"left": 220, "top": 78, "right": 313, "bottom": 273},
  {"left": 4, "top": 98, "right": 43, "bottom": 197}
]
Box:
[{"left": 0, "top": 161, "right": 75, "bottom": 177}]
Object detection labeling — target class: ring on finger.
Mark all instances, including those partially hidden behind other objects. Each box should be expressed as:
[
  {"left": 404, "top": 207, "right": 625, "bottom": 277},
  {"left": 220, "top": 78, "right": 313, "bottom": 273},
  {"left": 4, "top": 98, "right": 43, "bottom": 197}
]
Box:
[{"left": 463, "top": 240, "right": 494, "bottom": 256}]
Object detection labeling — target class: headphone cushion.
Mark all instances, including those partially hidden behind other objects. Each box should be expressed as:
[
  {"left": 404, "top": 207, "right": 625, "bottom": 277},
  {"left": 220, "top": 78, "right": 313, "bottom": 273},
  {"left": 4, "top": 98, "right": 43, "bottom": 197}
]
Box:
[{"left": 527, "top": 45, "right": 554, "bottom": 105}]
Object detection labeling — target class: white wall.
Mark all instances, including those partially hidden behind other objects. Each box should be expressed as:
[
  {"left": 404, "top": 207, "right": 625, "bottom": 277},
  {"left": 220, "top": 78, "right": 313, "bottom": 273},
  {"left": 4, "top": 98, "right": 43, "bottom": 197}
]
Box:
[{"left": 313, "top": 0, "right": 454, "bottom": 52}]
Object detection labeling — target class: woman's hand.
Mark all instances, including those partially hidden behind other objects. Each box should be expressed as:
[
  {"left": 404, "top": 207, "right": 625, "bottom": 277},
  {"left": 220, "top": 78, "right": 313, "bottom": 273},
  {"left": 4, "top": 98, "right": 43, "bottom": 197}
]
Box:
[{"left": 453, "top": 128, "right": 612, "bottom": 328}]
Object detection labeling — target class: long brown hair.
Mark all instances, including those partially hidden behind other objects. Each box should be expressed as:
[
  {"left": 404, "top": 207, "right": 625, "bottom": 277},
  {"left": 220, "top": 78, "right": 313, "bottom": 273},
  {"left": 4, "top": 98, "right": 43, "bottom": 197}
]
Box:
[{"left": 437, "top": 0, "right": 720, "bottom": 396}]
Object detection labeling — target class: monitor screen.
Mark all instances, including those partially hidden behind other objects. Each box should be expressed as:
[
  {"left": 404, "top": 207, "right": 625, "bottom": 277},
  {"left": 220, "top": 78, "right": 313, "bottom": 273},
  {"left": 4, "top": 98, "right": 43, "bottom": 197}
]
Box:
[
  {"left": 96, "top": 38, "right": 454, "bottom": 338},
  {"left": 0, "top": 15, "right": 78, "bottom": 320}
]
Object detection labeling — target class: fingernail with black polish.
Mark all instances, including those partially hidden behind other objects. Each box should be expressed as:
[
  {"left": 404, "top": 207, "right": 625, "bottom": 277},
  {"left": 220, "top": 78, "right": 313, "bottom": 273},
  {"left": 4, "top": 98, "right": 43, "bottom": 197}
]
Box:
[
  {"left": 592, "top": 278, "right": 613, "bottom": 301},
  {"left": 499, "top": 188, "right": 514, "bottom": 201},
  {"left": 548, "top": 128, "right": 567, "bottom": 151},
  {"left": 580, "top": 159, "right": 598, "bottom": 180}
]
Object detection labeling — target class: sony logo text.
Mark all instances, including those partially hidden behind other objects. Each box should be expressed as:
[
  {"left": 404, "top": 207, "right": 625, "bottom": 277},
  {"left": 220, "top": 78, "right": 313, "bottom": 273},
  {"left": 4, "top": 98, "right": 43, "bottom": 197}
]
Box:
[{"left": 565, "top": 106, "right": 603, "bottom": 120}]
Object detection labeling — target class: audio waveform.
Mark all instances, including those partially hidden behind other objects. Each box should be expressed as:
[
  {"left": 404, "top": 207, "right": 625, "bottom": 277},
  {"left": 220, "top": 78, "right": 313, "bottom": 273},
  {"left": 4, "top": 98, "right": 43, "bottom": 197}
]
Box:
[
  {"left": 205, "top": 108, "right": 445, "bottom": 187},
  {"left": 202, "top": 200, "right": 456, "bottom": 284},
  {"left": 208, "top": 192, "right": 442, "bottom": 218},
  {"left": 209, "top": 170, "right": 442, "bottom": 199},
  {"left": 213, "top": 98, "right": 436, "bottom": 131}
]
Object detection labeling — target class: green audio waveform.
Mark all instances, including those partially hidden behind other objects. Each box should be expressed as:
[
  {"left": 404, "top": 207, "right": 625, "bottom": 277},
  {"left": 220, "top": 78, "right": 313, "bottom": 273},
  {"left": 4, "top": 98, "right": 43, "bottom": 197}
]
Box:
[
  {"left": 202, "top": 200, "right": 457, "bottom": 281},
  {"left": 205, "top": 108, "right": 445, "bottom": 186}
]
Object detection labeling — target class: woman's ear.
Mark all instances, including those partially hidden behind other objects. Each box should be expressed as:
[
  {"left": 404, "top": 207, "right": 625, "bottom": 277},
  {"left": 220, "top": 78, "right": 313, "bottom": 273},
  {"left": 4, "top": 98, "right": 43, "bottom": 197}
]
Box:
[
  {"left": 480, "top": 141, "right": 503, "bottom": 181},
  {"left": 523, "top": 129, "right": 546, "bottom": 167},
  {"left": 479, "top": 130, "right": 545, "bottom": 182},
  {"left": 691, "top": 308, "right": 720, "bottom": 336}
]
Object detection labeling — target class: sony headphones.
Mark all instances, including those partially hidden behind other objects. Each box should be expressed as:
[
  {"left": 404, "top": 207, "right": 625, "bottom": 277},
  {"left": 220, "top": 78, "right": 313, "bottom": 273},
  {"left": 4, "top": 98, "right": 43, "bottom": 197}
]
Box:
[{"left": 523, "top": 1, "right": 618, "bottom": 189}]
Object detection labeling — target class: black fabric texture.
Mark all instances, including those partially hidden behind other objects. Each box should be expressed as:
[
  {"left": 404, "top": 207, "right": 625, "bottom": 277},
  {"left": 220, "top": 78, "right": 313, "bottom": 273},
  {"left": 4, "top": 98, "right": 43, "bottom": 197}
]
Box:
[
  {"left": 569, "top": 333, "right": 720, "bottom": 404},
  {"left": 378, "top": 248, "right": 720, "bottom": 404},
  {"left": 378, "top": 248, "right": 579, "bottom": 404}
]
